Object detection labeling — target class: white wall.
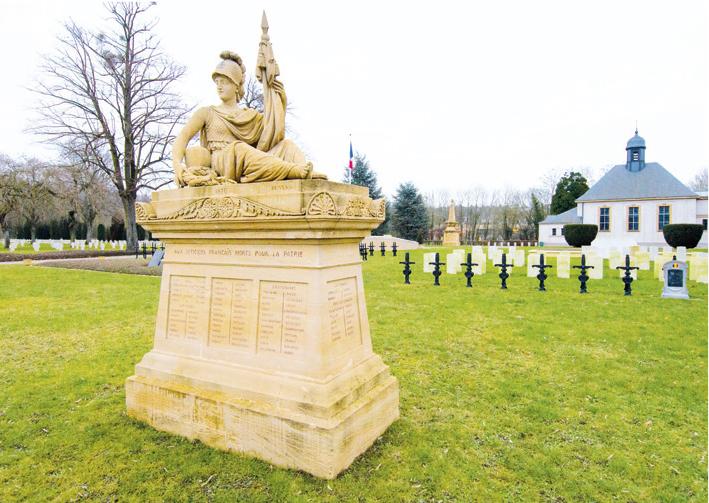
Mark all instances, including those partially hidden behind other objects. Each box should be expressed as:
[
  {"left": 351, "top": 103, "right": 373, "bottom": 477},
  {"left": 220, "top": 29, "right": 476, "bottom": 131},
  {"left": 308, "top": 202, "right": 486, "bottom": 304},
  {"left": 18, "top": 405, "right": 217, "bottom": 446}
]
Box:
[
  {"left": 579, "top": 198, "right": 702, "bottom": 247},
  {"left": 696, "top": 197, "right": 708, "bottom": 246},
  {"left": 538, "top": 223, "right": 570, "bottom": 246}
]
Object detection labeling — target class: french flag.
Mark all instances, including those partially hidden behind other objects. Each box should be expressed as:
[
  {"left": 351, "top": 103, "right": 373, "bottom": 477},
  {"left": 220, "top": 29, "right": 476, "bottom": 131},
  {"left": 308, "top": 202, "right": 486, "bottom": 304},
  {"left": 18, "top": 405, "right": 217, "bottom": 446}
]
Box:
[{"left": 348, "top": 138, "right": 354, "bottom": 170}]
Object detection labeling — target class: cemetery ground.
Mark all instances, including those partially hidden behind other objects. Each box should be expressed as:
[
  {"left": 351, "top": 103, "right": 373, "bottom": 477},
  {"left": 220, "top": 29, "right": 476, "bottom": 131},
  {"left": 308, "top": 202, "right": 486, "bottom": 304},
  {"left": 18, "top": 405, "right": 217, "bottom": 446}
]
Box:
[{"left": 0, "top": 249, "right": 706, "bottom": 502}]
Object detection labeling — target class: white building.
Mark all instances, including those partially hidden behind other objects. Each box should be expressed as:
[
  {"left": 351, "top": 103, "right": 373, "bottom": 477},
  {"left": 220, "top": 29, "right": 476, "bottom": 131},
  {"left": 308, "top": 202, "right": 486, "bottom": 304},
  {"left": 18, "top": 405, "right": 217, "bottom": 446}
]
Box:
[{"left": 539, "top": 131, "right": 708, "bottom": 247}]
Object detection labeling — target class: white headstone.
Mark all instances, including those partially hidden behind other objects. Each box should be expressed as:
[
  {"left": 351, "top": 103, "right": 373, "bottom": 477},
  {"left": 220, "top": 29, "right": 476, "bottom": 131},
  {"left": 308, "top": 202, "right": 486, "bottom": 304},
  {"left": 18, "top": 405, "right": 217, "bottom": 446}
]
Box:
[
  {"left": 676, "top": 247, "right": 687, "bottom": 261},
  {"left": 635, "top": 251, "right": 650, "bottom": 270},
  {"left": 608, "top": 249, "right": 622, "bottom": 270},
  {"left": 446, "top": 254, "right": 462, "bottom": 274},
  {"left": 512, "top": 249, "right": 525, "bottom": 267},
  {"left": 587, "top": 255, "right": 604, "bottom": 279},
  {"left": 527, "top": 253, "right": 540, "bottom": 277},
  {"left": 423, "top": 253, "right": 436, "bottom": 273},
  {"left": 556, "top": 253, "right": 570, "bottom": 278},
  {"left": 32, "top": 242, "right": 40, "bottom": 252},
  {"left": 471, "top": 252, "right": 486, "bottom": 275}
]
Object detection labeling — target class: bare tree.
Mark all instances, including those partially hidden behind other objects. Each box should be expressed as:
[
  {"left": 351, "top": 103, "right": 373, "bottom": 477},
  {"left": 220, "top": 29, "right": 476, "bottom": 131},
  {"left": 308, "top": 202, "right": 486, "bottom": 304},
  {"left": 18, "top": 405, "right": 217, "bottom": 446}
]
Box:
[
  {"left": 689, "top": 167, "right": 708, "bottom": 192},
  {"left": 15, "top": 159, "right": 58, "bottom": 242},
  {"left": 56, "top": 143, "right": 118, "bottom": 242},
  {"left": 30, "top": 2, "right": 189, "bottom": 248},
  {"left": 0, "top": 155, "right": 24, "bottom": 248}
]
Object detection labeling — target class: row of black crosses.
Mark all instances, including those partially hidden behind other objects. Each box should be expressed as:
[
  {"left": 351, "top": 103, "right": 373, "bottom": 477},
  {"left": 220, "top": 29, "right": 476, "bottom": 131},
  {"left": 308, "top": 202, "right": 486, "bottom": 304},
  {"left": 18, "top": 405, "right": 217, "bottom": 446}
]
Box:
[
  {"left": 134, "top": 242, "right": 164, "bottom": 259},
  {"left": 396, "top": 251, "right": 641, "bottom": 295},
  {"left": 358, "top": 241, "right": 399, "bottom": 261}
]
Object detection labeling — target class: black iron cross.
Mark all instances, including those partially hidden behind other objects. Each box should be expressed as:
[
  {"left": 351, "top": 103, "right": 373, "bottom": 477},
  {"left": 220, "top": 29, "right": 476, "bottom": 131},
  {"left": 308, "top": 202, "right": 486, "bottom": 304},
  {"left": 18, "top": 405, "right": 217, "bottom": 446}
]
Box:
[
  {"left": 392, "top": 242, "right": 398, "bottom": 256},
  {"left": 429, "top": 252, "right": 445, "bottom": 286},
  {"left": 380, "top": 242, "right": 386, "bottom": 256},
  {"left": 399, "top": 252, "right": 415, "bottom": 284},
  {"left": 359, "top": 243, "right": 368, "bottom": 261},
  {"left": 494, "top": 252, "right": 514, "bottom": 289},
  {"left": 368, "top": 241, "right": 374, "bottom": 256},
  {"left": 615, "top": 254, "right": 639, "bottom": 296},
  {"left": 572, "top": 254, "right": 594, "bottom": 293},
  {"left": 461, "top": 252, "right": 479, "bottom": 288},
  {"left": 532, "top": 253, "right": 553, "bottom": 291},
  {"left": 141, "top": 242, "right": 147, "bottom": 259}
]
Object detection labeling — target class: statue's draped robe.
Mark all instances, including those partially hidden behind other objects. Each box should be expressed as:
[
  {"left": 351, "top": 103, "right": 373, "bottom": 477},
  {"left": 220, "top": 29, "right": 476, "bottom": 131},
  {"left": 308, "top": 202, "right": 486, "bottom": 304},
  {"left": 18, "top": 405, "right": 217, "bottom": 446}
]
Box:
[{"left": 199, "top": 76, "right": 305, "bottom": 183}]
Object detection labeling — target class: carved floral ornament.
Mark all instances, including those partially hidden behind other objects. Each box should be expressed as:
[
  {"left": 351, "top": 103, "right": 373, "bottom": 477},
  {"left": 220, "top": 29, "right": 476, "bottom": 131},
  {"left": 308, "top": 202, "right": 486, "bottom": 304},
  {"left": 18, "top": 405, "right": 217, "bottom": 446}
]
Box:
[{"left": 135, "top": 192, "right": 385, "bottom": 223}]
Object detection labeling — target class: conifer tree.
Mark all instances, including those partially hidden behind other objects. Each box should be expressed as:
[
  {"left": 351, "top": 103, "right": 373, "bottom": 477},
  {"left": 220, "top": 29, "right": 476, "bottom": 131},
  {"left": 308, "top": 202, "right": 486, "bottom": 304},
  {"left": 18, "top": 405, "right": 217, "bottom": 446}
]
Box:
[
  {"left": 391, "top": 182, "right": 427, "bottom": 243},
  {"left": 343, "top": 152, "right": 389, "bottom": 234}
]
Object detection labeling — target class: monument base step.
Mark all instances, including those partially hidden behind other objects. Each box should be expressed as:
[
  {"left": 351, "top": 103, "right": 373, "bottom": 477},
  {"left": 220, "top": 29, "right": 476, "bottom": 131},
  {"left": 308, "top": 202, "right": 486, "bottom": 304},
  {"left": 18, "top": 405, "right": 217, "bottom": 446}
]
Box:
[{"left": 125, "top": 361, "right": 399, "bottom": 479}]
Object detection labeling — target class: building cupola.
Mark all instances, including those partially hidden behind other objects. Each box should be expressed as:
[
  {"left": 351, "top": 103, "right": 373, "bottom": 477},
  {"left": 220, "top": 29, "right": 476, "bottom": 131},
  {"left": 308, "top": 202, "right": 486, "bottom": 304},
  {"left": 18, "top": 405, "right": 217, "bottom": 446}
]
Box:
[{"left": 625, "top": 128, "right": 646, "bottom": 172}]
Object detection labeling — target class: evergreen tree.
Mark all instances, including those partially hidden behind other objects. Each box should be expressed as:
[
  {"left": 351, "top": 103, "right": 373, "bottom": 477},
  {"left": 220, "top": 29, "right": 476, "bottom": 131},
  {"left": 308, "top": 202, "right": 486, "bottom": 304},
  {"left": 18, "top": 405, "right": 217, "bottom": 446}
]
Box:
[
  {"left": 550, "top": 172, "right": 589, "bottom": 215},
  {"left": 521, "top": 192, "right": 546, "bottom": 240},
  {"left": 343, "top": 152, "right": 382, "bottom": 199},
  {"left": 343, "top": 152, "right": 389, "bottom": 234},
  {"left": 391, "top": 182, "right": 427, "bottom": 243}
]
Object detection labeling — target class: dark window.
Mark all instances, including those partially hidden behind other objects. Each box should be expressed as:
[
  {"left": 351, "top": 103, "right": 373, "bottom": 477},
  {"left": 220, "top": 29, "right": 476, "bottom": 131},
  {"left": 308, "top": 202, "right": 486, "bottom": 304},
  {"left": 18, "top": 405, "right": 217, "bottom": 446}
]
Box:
[
  {"left": 599, "top": 208, "right": 610, "bottom": 231},
  {"left": 628, "top": 207, "right": 639, "bottom": 231},
  {"left": 658, "top": 205, "right": 670, "bottom": 230},
  {"left": 552, "top": 228, "right": 557, "bottom": 236},
  {"left": 561, "top": 227, "right": 565, "bottom": 235},
  {"left": 632, "top": 151, "right": 639, "bottom": 161},
  {"left": 703, "top": 219, "right": 707, "bottom": 230}
]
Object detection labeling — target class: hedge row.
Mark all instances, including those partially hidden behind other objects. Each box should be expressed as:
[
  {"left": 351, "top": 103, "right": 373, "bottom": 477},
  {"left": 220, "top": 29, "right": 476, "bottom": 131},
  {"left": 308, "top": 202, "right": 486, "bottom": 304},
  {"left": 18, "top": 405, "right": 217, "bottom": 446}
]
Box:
[{"left": 0, "top": 250, "right": 135, "bottom": 263}]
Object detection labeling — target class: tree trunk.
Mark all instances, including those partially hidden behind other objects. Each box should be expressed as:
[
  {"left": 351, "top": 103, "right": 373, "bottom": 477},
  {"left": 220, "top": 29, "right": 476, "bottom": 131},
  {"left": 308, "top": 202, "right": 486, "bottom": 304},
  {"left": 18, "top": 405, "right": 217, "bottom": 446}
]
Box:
[
  {"left": 122, "top": 195, "right": 138, "bottom": 249},
  {"left": 30, "top": 224, "right": 37, "bottom": 242},
  {"left": 85, "top": 221, "right": 94, "bottom": 243}
]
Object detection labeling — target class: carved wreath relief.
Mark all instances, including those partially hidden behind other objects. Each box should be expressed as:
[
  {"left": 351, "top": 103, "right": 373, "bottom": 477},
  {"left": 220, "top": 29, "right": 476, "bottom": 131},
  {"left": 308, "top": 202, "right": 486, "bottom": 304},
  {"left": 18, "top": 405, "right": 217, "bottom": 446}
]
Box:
[{"left": 136, "top": 192, "right": 385, "bottom": 222}]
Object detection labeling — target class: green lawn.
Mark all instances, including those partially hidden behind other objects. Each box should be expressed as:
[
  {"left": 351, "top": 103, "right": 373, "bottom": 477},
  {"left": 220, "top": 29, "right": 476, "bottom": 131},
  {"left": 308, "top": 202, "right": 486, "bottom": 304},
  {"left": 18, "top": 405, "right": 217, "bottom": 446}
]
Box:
[{"left": 0, "top": 249, "right": 706, "bottom": 502}]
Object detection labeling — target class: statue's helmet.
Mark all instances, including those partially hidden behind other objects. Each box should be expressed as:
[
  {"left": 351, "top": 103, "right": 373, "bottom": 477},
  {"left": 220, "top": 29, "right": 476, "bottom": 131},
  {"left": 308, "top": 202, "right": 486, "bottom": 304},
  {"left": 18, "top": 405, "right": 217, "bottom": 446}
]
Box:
[{"left": 212, "top": 51, "right": 245, "bottom": 97}]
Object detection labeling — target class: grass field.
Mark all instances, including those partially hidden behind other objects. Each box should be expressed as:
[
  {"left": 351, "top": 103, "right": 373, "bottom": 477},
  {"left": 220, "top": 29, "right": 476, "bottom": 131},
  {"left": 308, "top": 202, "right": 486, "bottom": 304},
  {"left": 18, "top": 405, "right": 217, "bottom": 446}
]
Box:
[{"left": 0, "top": 248, "right": 706, "bottom": 502}]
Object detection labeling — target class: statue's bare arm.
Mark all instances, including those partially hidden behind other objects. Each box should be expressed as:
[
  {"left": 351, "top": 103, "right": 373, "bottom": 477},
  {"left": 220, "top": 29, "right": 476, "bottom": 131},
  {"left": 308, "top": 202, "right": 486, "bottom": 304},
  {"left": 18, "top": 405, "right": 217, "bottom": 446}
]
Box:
[{"left": 172, "top": 107, "right": 209, "bottom": 186}]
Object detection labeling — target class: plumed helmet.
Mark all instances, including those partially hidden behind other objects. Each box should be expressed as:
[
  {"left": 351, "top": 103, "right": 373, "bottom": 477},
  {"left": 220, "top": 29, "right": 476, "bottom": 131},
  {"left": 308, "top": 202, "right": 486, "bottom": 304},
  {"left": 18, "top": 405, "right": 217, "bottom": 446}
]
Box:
[{"left": 212, "top": 51, "right": 246, "bottom": 97}]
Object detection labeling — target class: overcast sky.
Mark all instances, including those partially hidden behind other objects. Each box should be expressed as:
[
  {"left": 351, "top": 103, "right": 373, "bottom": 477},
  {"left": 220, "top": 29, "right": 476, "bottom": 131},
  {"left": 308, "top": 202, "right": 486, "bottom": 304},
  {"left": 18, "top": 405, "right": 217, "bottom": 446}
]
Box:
[{"left": 0, "top": 0, "right": 706, "bottom": 196}]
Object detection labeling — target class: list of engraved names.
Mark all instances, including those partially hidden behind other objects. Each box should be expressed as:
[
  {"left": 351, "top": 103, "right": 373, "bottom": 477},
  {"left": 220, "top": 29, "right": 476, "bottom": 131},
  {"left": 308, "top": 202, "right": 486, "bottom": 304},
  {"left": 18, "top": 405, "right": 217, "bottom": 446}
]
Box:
[
  {"left": 327, "top": 277, "right": 361, "bottom": 347},
  {"left": 257, "top": 282, "right": 307, "bottom": 356},
  {"left": 166, "top": 275, "right": 205, "bottom": 340},
  {"left": 208, "top": 278, "right": 254, "bottom": 350}
]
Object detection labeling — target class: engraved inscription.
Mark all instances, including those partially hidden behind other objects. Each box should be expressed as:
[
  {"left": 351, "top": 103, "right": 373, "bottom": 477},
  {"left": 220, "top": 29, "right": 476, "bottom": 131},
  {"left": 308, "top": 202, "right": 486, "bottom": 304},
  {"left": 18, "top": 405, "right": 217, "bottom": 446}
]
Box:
[
  {"left": 327, "top": 277, "right": 362, "bottom": 346},
  {"left": 166, "top": 275, "right": 205, "bottom": 341},
  {"left": 257, "top": 282, "right": 307, "bottom": 356},
  {"left": 208, "top": 278, "right": 254, "bottom": 351}
]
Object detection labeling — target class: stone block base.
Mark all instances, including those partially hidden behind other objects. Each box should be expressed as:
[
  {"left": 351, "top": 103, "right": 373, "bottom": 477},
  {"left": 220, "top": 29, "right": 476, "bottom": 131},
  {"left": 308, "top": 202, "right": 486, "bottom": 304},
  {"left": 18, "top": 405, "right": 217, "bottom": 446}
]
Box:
[{"left": 126, "top": 354, "right": 399, "bottom": 479}]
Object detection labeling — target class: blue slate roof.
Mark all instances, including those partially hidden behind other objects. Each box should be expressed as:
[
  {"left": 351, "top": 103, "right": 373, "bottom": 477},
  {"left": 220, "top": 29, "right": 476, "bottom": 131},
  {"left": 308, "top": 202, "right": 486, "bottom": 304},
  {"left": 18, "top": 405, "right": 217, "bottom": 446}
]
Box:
[
  {"left": 540, "top": 207, "right": 582, "bottom": 225},
  {"left": 576, "top": 163, "right": 696, "bottom": 202}
]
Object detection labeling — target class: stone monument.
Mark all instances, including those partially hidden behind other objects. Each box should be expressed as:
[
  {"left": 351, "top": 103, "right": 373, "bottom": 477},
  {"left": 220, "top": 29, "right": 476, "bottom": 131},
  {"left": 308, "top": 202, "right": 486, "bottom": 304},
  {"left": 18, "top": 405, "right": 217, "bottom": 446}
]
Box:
[
  {"left": 125, "top": 14, "right": 399, "bottom": 480},
  {"left": 661, "top": 257, "right": 689, "bottom": 299},
  {"left": 442, "top": 199, "right": 461, "bottom": 246}
]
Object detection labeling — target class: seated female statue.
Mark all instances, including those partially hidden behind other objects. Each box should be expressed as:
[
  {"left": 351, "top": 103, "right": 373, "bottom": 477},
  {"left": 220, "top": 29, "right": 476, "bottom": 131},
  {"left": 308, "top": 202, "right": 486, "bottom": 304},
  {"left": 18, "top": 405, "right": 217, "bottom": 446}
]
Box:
[{"left": 172, "top": 51, "right": 325, "bottom": 186}]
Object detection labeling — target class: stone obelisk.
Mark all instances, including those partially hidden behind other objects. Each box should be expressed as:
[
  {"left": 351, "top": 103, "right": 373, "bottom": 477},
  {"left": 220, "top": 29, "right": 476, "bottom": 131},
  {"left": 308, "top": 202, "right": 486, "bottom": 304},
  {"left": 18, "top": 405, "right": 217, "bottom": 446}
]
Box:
[{"left": 442, "top": 199, "right": 461, "bottom": 246}]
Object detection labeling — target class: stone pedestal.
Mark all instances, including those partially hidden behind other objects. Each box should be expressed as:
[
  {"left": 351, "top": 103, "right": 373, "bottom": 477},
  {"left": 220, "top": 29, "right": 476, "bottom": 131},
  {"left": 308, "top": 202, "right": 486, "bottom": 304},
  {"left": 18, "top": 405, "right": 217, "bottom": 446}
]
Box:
[
  {"left": 442, "top": 225, "right": 461, "bottom": 246},
  {"left": 126, "top": 180, "right": 399, "bottom": 479},
  {"left": 442, "top": 199, "right": 461, "bottom": 246}
]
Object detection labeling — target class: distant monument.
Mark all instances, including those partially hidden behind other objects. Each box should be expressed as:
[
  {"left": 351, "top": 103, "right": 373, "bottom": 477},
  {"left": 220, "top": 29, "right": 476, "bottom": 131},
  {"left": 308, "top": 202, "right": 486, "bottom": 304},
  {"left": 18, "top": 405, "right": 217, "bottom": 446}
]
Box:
[
  {"left": 125, "top": 13, "right": 399, "bottom": 479},
  {"left": 442, "top": 199, "right": 461, "bottom": 246}
]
